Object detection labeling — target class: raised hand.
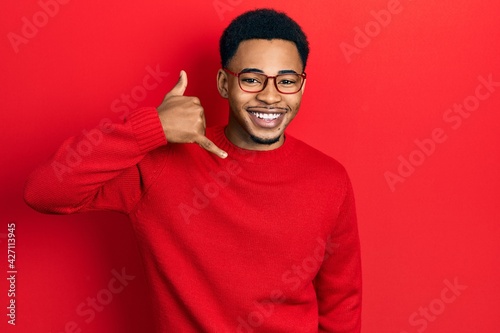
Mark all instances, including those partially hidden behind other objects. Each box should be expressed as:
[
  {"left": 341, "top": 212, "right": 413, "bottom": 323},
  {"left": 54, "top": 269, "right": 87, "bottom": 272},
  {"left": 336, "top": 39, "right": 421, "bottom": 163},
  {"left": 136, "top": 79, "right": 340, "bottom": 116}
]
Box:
[{"left": 157, "top": 70, "right": 227, "bottom": 158}]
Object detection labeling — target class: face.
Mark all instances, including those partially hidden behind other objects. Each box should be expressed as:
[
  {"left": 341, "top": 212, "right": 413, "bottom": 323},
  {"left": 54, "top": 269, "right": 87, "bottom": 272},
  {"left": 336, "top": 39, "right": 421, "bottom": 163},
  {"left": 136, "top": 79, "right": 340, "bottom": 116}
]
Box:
[{"left": 217, "top": 39, "right": 306, "bottom": 151}]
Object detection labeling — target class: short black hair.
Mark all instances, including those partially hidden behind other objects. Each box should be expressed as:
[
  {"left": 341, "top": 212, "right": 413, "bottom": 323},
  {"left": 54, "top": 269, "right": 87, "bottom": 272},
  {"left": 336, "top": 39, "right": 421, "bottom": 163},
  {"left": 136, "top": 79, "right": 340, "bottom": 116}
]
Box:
[{"left": 219, "top": 8, "right": 310, "bottom": 70}]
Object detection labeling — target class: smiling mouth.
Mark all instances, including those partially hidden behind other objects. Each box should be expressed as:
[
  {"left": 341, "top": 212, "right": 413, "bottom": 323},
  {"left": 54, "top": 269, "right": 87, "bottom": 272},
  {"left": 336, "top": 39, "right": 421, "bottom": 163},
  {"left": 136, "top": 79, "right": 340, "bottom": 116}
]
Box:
[
  {"left": 247, "top": 105, "right": 288, "bottom": 117},
  {"left": 249, "top": 111, "right": 283, "bottom": 120},
  {"left": 245, "top": 106, "right": 289, "bottom": 128}
]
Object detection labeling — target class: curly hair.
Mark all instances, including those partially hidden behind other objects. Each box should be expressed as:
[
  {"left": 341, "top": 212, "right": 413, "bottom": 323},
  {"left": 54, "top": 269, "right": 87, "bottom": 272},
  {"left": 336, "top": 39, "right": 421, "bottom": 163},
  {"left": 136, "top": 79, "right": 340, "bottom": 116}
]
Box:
[{"left": 219, "top": 8, "right": 310, "bottom": 70}]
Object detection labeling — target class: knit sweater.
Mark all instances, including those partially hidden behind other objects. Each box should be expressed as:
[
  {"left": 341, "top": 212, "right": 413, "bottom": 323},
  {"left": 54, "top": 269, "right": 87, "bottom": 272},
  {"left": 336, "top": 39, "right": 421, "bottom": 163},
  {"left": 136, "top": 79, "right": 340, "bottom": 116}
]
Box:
[{"left": 24, "top": 107, "right": 362, "bottom": 333}]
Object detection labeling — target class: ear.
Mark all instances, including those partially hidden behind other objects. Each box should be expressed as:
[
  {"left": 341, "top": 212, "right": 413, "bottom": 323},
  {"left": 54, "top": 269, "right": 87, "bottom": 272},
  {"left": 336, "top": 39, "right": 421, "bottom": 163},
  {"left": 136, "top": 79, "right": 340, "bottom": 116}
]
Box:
[
  {"left": 217, "top": 69, "right": 229, "bottom": 99},
  {"left": 300, "top": 77, "right": 306, "bottom": 94}
]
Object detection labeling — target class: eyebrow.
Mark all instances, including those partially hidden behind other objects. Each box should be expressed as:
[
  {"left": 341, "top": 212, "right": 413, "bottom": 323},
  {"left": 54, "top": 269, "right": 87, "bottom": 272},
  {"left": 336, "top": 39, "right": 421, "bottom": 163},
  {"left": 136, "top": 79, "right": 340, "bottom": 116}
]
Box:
[{"left": 240, "top": 68, "right": 299, "bottom": 75}]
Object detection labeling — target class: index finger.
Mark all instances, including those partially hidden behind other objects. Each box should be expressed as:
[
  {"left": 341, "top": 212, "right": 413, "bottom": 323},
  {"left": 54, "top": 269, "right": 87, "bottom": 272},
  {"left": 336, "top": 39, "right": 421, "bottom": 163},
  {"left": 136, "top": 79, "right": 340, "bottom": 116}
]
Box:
[{"left": 195, "top": 135, "right": 228, "bottom": 159}]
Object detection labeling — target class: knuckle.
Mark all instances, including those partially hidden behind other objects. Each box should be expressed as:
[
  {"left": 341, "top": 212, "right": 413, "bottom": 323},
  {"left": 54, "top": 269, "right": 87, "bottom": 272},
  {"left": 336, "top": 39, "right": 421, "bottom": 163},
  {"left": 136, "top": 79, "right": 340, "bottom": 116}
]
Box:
[
  {"left": 199, "top": 138, "right": 213, "bottom": 150},
  {"left": 203, "top": 141, "right": 213, "bottom": 149},
  {"left": 195, "top": 104, "right": 204, "bottom": 113},
  {"left": 193, "top": 115, "right": 204, "bottom": 126}
]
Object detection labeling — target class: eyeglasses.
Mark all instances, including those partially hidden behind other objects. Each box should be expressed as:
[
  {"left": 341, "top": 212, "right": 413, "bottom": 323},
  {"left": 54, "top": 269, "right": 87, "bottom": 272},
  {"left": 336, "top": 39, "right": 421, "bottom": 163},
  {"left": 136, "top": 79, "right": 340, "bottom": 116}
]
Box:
[{"left": 224, "top": 68, "right": 306, "bottom": 94}]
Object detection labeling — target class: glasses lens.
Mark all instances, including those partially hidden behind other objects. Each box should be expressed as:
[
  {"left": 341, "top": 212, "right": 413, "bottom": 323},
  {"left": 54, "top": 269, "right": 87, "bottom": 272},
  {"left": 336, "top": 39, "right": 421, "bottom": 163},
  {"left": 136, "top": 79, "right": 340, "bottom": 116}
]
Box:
[
  {"left": 238, "top": 73, "right": 267, "bottom": 92},
  {"left": 275, "top": 74, "right": 303, "bottom": 93}
]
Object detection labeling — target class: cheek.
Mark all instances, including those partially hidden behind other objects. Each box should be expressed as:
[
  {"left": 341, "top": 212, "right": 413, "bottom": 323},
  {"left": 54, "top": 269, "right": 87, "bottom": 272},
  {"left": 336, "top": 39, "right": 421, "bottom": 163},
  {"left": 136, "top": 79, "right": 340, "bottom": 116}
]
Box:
[
  {"left": 229, "top": 89, "right": 253, "bottom": 110},
  {"left": 287, "top": 97, "right": 303, "bottom": 113},
  {"left": 228, "top": 95, "right": 248, "bottom": 119}
]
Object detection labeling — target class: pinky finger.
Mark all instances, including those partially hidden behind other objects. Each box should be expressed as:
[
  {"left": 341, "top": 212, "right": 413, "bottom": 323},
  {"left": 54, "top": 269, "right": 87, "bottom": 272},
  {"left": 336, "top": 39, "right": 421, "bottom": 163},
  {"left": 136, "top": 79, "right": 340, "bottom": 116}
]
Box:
[{"left": 196, "top": 135, "right": 228, "bottom": 159}]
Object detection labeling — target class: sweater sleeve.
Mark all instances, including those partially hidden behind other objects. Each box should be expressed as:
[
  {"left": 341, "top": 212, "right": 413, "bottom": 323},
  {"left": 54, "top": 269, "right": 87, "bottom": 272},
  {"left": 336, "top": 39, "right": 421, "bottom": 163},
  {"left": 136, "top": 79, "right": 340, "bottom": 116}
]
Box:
[
  {"left": 314, "top": 172, "right": 362, "bottom": 333},
  {"left": 24, "top": 107, "right": 167, "bottom": 215}
]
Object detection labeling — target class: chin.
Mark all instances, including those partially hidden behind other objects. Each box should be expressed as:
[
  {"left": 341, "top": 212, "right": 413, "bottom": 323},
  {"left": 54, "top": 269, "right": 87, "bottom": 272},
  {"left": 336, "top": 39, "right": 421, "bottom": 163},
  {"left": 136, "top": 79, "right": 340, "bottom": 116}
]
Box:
[{"left": 250, "top": 134, "right": 281, "bottom": 145}]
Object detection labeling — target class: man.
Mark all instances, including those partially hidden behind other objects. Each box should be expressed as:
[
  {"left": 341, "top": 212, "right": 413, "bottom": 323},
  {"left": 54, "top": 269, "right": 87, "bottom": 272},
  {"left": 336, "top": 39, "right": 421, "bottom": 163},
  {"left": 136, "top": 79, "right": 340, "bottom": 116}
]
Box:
[{"left": 25, "top": 8, "right": 361, "bottom": 333}]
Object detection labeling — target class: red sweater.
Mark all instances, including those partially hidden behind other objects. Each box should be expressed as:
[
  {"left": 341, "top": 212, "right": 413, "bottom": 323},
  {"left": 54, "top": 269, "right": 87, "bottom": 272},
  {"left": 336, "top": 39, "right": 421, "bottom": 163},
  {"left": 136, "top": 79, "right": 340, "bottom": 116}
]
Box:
[{"left": 25, "top": 107, "right": 361, "bottom": 333}]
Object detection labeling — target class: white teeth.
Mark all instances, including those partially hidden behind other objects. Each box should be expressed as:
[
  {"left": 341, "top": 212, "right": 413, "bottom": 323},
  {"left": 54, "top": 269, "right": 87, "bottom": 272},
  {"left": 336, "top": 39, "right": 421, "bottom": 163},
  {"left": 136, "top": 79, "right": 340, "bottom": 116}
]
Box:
[{"left": 250, "top": 112, "right": 281, "bottom": 120}]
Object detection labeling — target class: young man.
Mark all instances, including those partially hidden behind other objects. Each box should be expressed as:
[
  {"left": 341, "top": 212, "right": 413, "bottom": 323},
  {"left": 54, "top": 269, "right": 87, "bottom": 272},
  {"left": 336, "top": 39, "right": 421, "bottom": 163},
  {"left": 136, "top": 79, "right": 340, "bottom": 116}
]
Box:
[{"left": 25, "top": 9, "right": 361, "bottom": 333}]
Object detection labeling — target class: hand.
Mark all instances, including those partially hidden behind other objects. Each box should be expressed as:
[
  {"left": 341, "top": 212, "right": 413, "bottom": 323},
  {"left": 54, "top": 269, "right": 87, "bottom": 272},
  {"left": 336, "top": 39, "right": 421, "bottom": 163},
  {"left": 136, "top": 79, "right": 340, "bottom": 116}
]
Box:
[{"left": 157, "top": 70, "right": 227, "bottom": 158}]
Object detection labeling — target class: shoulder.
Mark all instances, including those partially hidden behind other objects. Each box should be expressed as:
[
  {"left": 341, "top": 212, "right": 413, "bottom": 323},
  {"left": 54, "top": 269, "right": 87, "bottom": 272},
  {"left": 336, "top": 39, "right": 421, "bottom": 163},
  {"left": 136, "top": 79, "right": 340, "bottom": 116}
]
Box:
[
  {"left": 286, "top": 134, "right": 354, "bottom": 210},
  {"left": 287, "top": 134, "right": 348, "bottom": 177}
]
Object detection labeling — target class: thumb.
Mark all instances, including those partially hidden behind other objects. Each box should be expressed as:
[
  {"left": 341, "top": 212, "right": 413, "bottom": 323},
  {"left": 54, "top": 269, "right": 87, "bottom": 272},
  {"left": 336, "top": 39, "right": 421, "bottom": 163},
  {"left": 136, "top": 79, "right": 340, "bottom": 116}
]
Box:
[{"left": 165, "top": 70, "right": 188, "bottom": 98}]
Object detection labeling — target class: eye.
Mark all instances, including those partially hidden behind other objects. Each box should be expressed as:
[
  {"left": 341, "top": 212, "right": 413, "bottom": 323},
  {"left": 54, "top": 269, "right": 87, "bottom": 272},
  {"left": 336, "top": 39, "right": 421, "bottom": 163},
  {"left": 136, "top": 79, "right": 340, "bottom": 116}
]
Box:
[
  {"left": 241, "top": 77, "right": 261, "bottom": 84},
  {"left": 278, "top": 75, "right": 299, "bottom": 86},
  {"left": 279, "top": 79, "right": 297, "bottom": 86}
]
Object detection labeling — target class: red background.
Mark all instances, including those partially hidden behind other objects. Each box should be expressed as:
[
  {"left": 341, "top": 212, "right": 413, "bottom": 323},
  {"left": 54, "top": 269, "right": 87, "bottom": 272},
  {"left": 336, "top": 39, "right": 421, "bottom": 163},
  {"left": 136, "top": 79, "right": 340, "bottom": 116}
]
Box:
[{"left": 1, "top": 0, "right": 499, "bottom": 332}]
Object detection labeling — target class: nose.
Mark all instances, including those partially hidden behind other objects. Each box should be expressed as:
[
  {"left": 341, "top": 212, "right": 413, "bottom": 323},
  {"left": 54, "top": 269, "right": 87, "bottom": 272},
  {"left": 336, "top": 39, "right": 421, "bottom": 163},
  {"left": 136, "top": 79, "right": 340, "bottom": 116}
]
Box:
[{"left": 256, "top": 78, "right": 282, "bottom": 104}]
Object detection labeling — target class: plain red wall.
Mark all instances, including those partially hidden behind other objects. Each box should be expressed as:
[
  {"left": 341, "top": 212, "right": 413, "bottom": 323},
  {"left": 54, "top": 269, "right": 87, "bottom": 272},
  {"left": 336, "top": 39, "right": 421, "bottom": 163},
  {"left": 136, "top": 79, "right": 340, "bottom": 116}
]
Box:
[{"left": 1, "top": 0, "right": 499, "bottom": 332}]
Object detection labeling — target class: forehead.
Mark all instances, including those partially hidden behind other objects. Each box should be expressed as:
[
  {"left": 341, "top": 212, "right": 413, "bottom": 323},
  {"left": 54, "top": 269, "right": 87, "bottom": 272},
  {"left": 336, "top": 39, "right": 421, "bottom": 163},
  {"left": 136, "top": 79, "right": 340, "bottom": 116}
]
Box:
[{"left": 229, "top": 39, "right": 303, "bottom": 72}]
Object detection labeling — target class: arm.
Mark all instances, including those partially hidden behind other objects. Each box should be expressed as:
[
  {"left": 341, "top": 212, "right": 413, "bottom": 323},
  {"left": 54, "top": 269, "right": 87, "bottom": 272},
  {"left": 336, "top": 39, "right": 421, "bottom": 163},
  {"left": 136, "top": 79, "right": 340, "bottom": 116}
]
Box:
[
  {"left": 24, "top": 70, "right": 227, "bottom": 215},
  {"left": 24, "top": 107, "right": 167, "bottom": 214},
  {"left": 314, "top": 173, "right": 362, "bottom": 333}
]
